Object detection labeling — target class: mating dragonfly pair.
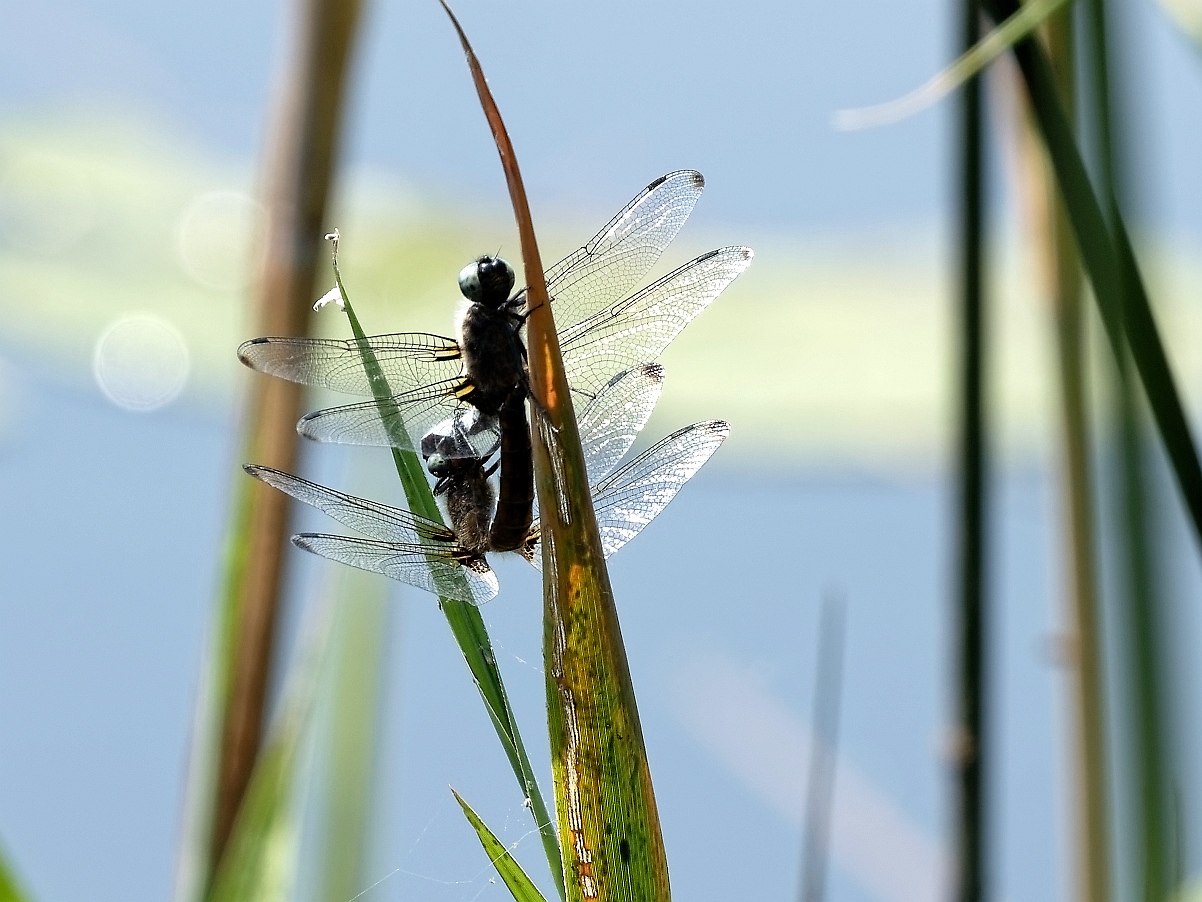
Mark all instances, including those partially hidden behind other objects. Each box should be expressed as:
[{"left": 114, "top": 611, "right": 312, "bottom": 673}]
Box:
[{"left": 240, "top": 170, "right": 752, "bottom": 604}]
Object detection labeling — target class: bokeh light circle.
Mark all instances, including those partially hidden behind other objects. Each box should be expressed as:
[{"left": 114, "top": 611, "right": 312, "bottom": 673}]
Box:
[
  {"left": 92, "top": 313, "right": 190, "bottom": 412},
  {"left": 176, "top": 189, "right": 265, "bottom": 291}
]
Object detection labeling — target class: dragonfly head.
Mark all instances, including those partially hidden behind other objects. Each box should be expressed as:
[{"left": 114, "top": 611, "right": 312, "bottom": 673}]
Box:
[
  {"left": 425, "top": 451, "right": 454, "bottom": 479},
  {"left": 458, "top": 255, "right": 515, "bottom": 308}
]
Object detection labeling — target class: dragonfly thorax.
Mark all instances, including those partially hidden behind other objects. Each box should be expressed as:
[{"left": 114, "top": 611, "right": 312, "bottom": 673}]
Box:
[{"left": 458, "top": 255, "right": 515, "bottom": 309}]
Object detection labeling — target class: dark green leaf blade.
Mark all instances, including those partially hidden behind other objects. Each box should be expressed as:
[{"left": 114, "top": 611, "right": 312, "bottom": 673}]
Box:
[
  {"left": 0, "top": 842, "right": 32, "bottom": 902},
  {"left": 452, "top": 789, "right": 549, "bottom": 902},
  {"left": 981, "top": 0, "right": 1202, "bottom": 551},
  {"left": 327, "top": 252, "right": 564, "bottom": 893}
]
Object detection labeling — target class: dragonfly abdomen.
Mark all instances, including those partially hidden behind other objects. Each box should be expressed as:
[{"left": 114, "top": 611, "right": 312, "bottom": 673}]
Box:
[{"left": 488, "top": 393, "right": 535, "bottom": 552}]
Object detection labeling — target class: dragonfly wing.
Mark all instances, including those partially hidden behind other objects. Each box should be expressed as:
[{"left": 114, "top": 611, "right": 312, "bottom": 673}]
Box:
[
  {"left": 518, "top": 171, "right": 705, "bottom": 329},
  {"left": 238, "top": 333, "right": 463, "bottom": 396},
  {"left": 559, "top": 246, "right": 753, "bottom": 400},
  {"left": 422, "top": 407, "right": 503, "bottom": 463},
  {"left": 577, "top": 364, "right": 665, "bottom": 485},
  {"left": 297, "top": 379, "right": 476, "bottom": 452},
  {"left": 591, "top": 420, "right": 729, "bottom": 559},
  {"left": 523, "top": 420, "right": 729, "bottom": 571},
  {"left": 292, "top": 534, "right": 498, "bottom": 605},
  {"left": 245, "top": 465, "right": 452, "bottom": 544}
]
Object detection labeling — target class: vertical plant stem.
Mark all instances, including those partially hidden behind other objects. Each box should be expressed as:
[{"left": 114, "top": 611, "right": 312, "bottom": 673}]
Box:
[
  {"left": 439, "top": 6, "right": 671, "bottom": 898},
  {"left": 1081, "top": 1, "right": 1171, "bottom": 895},
  {"left": 209, "top": 0, "right": 361, "bottom": 879},
  {"left": 338, "top": 287, "right": 565, "bottom": 898},
  {"left": 1035, "top": 10, "right": 1112, "bottom": 901},
  {"left": 952, "top": 3, "right": 988, "bottom": 902},
  {"left": 798, "top": 595, "right": 846, "bottom": 902},
  {"left": 316, "top": 579, "right": 388, "bottom": 902}
]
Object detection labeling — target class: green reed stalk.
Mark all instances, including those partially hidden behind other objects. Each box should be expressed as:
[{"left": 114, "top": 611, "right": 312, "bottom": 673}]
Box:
[
  {"left": 1034, "top": 10, "right": 1112, "bottom": 900},
  {"left": 1080, "top": 1, "right": 1174, "bottom": 895},
  {"left": 952, "top": 3, "right": 988, "bottom": 901},
  {"left": 182, "top": 0, "right": 362, "bottom": 894},
  {"left": 0, "top": 842, "right": 31, "bottom": 902},
  {"left": 314, "top": 578, "right": 388, "bottom": 902},
  {"left": 798, "top": 595, "right": 846, "bottom": 902},
  {"left": 335, "top": 279, "right": 565, "bottom": 898},
  {"left": 978, "top": 0, "right": 1202, "bottom": 554}
]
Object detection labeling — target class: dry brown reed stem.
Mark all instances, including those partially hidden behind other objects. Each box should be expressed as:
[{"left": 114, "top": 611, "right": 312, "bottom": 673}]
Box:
[{"left": 211, "top": 0, "right": 362, "bottom": 874}]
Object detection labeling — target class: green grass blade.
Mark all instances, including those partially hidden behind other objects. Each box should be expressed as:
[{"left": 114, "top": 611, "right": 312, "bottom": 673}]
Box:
[
  {"left": 326, "top": 250, "right": 564, "bottom": 895},
  {"left": 0, "top": 843, "right": 32, "bottom": 902},
  {"left": 205, "top": 607, "right": 332, "bottom": 902},
  {"left": 206, "top": 0, "right": 363, "bottom": 879},
  {"left": 452, "top": 789, "right": 550, "bottom": 902},
  {"left": 950, "top": 3, "right": 988, "bottom": 900},
  {"left": 981, "top": 0, "right": 1202, "bottom": 553},
  {"left": 1081, "top": 0, "right": 1171, "bottom": 896},
  {"left": 1034, "top": 10, "right": 1113, "bottom": 900},
  {"left": 835, "top": 0, "right": 1073, "bottom": 129},
  {"left": 313, "top": 573, "right": 389, "bottom": 902}
]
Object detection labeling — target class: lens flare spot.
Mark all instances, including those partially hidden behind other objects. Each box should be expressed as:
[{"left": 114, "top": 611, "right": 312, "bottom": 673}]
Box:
[
  {"left": 176, "top": 189, "right": 264, "bottom": 291},
  {"left": 93, "top": 313, "right": 189, "bottom": 412}
]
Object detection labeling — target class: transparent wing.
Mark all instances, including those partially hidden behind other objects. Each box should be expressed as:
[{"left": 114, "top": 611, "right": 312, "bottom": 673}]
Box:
[
  {"left": 577, "top": 364, "right": 665, "bottom": 485},
  {"left": 422, "top": 407, "right": 503, "bottom": 463},
  {"left": 293, "top": 534, "right": 498, "bottom": 606},
  {"left": 245, "top": 465, "right": 452, "bottom": 544},
  {"left": 559, "top": 247, "right": 753, "bottom": 400},
  {"left": 238, "top": 333, "right": 463, "bottom": 396},
  {"left": 296, "top": 381, "right": 492, "bottom": 455},
  {"left": 526, "top": 420, "right": 729, "bottom": 570},
  {"left": 519, "top": 170, "right": 705, "bottom": 329}
]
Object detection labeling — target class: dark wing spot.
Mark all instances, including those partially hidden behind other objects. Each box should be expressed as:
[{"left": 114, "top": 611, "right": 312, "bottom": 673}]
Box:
[{"left": 618, "top": 839, "right": 631, "bottom": 863}]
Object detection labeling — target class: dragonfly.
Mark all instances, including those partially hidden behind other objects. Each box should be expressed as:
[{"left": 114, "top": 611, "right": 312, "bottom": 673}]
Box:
[
  {"left": 246, "top": 365, "right": 728, "bottom": 604},
  {"left": 421, "top": 392, "right": 532, "bottom": 553},
  {"left": 237, "top": 169, "right": 752, "bottom": 462}
]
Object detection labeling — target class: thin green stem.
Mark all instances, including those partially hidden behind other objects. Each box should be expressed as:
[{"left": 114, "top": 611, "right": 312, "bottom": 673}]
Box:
[
  {"left": 798, "top": 595, "right": 846, "bottom": 902},
  {"left": 201, "top": 0, "right": 361, "bottom": 889},
  {"left": 979, "top": 0, "right": 1202, "bottom": 555},
  {"left": 952, "top": 3, "right": 988, "bottom": 902},
  {"left": 1080, "top": 2, "right": 1173, "bottom": 896},
  {"left": 332, "top": 259, "right": 565, "bottom": 899},
  {"left": 1038, "top": 10, "right": 1111, "bottom": 901}
]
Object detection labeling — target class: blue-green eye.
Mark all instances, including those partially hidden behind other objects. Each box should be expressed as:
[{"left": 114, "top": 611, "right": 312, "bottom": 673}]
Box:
[{"left": 458, "top": 262, "right": 482, "bottom": 301}]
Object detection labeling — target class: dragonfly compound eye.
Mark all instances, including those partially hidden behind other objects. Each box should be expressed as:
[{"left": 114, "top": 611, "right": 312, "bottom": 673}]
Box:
[
  {"left": 458, "top": 261, "right": 483, "bottom": 302},
  {"left": 459, "top": 255, "right": 515, "bottom": 307}
]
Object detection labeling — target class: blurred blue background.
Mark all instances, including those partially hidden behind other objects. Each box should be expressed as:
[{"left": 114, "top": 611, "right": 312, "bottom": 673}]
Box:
[{"left": 2, "top": 0, "right": 1202, "bottom": 901}]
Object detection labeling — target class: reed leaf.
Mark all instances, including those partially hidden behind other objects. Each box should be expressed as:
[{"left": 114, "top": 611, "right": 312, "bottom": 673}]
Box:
[
  {"left": 835, "top": 0, "right": 1072, "bottom": 129},
  {"left": 0, "top": 844, "right": 31, "bottom": 902},
  {"left": 981, "top": 0, "right": 1202, "bottom": 552},
  {"left": 205, "top": 608, "right": 332, "bottom": 902},
  {"left": 452, "top": 790, "right": 549, "bottom": 902},
  {"left": 439, "top": 5, "right": 672, "bottom": 899},
  {"left": 196, "top": 0, "right": 363, "bottom": 889},
  {"left": 1025, "top": 10, "right": 1112, "bottom": 900},
  {"left": 312, "top": 575, "right": 388, "bottom": 902},
  {"left": 951, "top": 2, "right": 988, "bottom": 900},
  {"left": 327, "top": 250, "right": 564, "bottom": 896},
  {"left": 1081, "top": 0, "right": 1174, "bottom": 893}
]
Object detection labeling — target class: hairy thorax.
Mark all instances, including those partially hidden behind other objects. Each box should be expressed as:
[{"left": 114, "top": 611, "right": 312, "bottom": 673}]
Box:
[{"left": 457, "top": 304, "right": 526, "bottom": 414}]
